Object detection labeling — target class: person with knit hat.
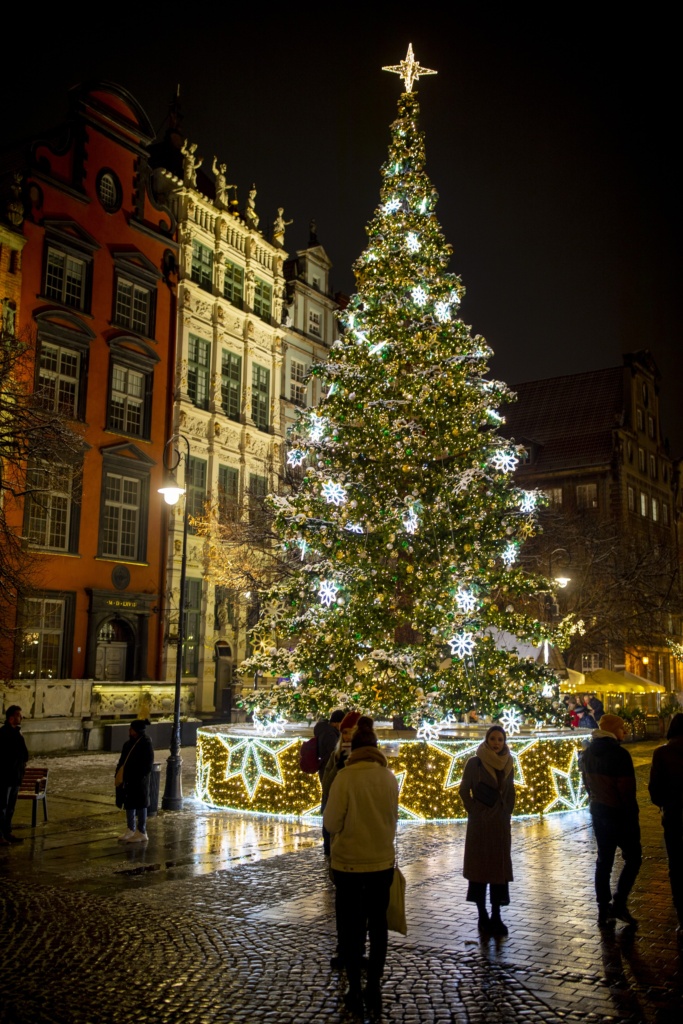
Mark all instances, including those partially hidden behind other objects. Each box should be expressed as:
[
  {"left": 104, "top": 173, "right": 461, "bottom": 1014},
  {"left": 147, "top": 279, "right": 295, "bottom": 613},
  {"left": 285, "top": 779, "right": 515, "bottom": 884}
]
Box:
[
  {"left": 323, "top": 717, "right": 398, "bottom": 1018},
  {"left": 321, "top": 711, "right": 361, "bottom": 860},
  {"left": 580, "top": 713, "right": 641, "bottom": 928},
  {"left": 114, "top": 719, "right": 155, "bottom": 843},
  {"left": 459, "top": 725, "right": 515, "bottom": 935}
]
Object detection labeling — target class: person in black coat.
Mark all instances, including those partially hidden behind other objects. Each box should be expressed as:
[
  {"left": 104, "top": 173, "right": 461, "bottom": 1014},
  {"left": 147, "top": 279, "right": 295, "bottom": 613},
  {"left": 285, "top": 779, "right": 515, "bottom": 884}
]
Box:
[
  {"left": 648, "top": 712, "right": 683, "bottom": 936},
  {"left": 115, "top": 719, "right": 154, "bottom": 843},
  {"left": 0, "top": 705, "right": 29, "bottom": 845}
]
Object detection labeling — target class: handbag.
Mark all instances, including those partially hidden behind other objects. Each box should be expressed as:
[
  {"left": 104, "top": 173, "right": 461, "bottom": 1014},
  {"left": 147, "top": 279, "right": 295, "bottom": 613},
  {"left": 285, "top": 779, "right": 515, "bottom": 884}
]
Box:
[
  {"left": 114, "top": 737, "right": 140, "bottom": 788},
  {"left": 387, "top": 865, "right": 407, "bottom": 936}
]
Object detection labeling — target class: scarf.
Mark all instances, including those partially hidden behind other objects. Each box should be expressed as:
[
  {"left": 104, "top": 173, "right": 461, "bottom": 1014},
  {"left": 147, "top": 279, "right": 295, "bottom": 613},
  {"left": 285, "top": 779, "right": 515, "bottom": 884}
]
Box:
[
  {"left": 476, "top": 740, "right": 513, "bottom": 781},
  {"left": 346, "top": 745, "right": 388, "bottom": 768}
]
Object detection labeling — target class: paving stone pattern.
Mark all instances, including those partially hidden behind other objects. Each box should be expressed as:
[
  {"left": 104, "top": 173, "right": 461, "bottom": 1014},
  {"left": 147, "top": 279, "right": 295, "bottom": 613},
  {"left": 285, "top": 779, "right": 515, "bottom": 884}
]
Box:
[{"left": 0, "top": 742, "right": 681, "bottom": 1023}]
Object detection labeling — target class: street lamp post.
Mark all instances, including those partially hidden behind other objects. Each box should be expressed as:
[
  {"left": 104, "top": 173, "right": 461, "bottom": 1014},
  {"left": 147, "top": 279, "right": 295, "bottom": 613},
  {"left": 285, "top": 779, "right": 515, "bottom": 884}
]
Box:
[{"left": 158, "top": 433, "right": 191, "bottom": 811}]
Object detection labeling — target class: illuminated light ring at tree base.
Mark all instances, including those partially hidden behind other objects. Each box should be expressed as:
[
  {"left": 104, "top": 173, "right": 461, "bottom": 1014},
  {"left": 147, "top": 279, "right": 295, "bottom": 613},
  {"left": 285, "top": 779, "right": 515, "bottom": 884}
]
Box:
[{"left": 196, "top": 727, "right": 588, "bottom": 821}]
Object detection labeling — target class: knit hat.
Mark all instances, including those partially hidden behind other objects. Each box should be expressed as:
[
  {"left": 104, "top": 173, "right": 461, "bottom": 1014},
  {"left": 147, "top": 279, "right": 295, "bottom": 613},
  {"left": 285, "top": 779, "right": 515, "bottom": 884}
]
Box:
[
  {"left": 130, "top": 718, "right": 150, "bottom": 733},
  {"left": 598, "top": 714, "right": 624, "bottom": 736},
  {"left": 351, "top": 724, "right": 378, "bottom": 750},
  {"left": 330, "top": 709, "right": 345, "bottom": 724},
  {"left": 340, "top": 711, "right": 361, "bottom": 731}
]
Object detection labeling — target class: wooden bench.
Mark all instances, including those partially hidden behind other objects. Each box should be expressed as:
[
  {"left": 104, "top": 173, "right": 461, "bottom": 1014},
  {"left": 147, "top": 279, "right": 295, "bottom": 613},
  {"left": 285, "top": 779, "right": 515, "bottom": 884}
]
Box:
[{"left": 17, "top": 768, "right": 49, "bottom": 828}]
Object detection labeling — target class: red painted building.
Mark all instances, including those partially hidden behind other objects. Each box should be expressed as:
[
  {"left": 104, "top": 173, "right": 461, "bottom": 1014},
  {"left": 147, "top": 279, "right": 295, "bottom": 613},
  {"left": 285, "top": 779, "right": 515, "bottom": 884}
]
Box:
[{"left": 4, "top": 82, "right": 177, "bottom": 684}]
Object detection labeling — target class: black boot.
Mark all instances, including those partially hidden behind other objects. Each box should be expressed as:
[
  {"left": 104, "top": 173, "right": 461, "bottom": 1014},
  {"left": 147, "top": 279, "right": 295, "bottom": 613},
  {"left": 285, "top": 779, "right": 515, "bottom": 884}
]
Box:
[
  {"left": 597, "top": 903, "right": 615, "bottom": 929},
  {"left": 476, "top": 900, "right": 490, "bottom": 932},
  {"left": 490, "top": 906, "right": 508, "bottom": 936}
]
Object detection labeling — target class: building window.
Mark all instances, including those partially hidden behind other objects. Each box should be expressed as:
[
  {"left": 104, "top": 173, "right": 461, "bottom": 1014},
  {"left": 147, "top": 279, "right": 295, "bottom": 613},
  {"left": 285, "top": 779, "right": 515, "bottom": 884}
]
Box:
[
  {"left": 191, "top": 241, "right": 213, "bottom": 292},
  {"left": 223, "top": 261, "right": 244, "bottom": 307},
  {"left": 638, "top": 448, "right": 645, "bottom": 473},
  {"left": 663, "top": 503, "right": 669, "bottom": 527},
  {"left": 648, "top": 414, "right": 655, "bottom": 439},
  {"left": 182, "top": 579, "right": 202, "bottom": 677},
  {"left": 640, "top": 492, "right": 648, "bottom": 517},
  {"left": 576, "top": 484, "right": 598, "bottom": 509},
  {"left": 290, "top": 359, "right": 308, "bottom": 406},
  {"left": 308, "top": 310, "right": 321, "bottom": 337},
  {"left": 16, "top": 595, "right": 73, "bottom": 679},
  {"left": 101, "top": 473, "right": 141, "bottom": 559},
  {"left": 252, "top": 364, "right": 270, "bottom": 430},
  {"left": 188, "top": 335, "right": 211, "bottom": 410},
  {"left": 37, "top": 342, "right": 81, "bottom": 418},
  {"left": 97, "top": 170, "right": 121, "bottom": 212},
  {"left": 187, "top": 457, "right": 207, "bottom": 531},
  {"left": 636, "top": 408, "right": 644, "bottom": 431},
  {"left": 218, "top": 464, "right": 239, "bottom": 522},
  {"left": 312, "top": 276, "right": 321, "bottom": 291},
  {"left": 652, "top": 497, "right": 659, "bottom": 522},
  {"left": 249, "top": 472, "right": 267, "bottom": 522},
  {"left": 627, "top": 486, "right": 635, "bottom": 512},
  {"left": 114, "top": 279, "right": 151, "bottom": 335},
  {"left": 649, "top": 454, "right": 657, "bottom": 479},
  {"left": 24, "top": 463, "right": 77, "bottom": 552},
  {"left": 109, "top": 365, "right": 146, "bottom": 437},
  {"left": 582, "top": 653, "right": 601, "bottom": 672},
  {"left": 45, "top": 248, "right": 86, "bottom": 309},
  {"left": 544, "top": 487, "right": 562, "bottom": 506},
  {"left": 221, "top": 350, "right": 241, "bottom": 421},
  {"left": 253, "top": 279, "right": 272, "bottom": 321}
]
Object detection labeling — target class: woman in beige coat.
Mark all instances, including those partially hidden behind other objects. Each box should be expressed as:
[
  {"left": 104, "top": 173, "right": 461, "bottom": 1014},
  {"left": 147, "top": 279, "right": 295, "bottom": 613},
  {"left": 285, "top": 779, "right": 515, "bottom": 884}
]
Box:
[{"left": 459, "top": 724, "right": 515, "bottom": 935}]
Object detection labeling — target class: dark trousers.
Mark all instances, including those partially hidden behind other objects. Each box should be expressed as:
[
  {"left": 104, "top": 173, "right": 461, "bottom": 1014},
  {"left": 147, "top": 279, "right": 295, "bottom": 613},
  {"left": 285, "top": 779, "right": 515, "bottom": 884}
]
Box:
[
  {"left": 591, "top": 803, "right": 642, "bottom": 907},
  {"left": 662, "top": 807, "right": 683, "bottom": 923},
  {"left": 466, "top": 881, "right": 510, "bottom": 908},
  {"left": 0, "top": 784, "right": 19, "bottom": 838},
  {"left": 333, "top": 868, "right": 394, "bottom": 993}
]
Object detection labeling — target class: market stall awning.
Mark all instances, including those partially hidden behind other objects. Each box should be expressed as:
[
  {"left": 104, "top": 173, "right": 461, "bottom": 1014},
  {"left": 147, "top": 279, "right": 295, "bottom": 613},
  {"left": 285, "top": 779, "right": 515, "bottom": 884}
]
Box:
[
  {"left": 584, "top": 668, "right": 665, "bottom": 694},
  {"left": 565, "top": 668, "right": 585, "bottom": 691}
]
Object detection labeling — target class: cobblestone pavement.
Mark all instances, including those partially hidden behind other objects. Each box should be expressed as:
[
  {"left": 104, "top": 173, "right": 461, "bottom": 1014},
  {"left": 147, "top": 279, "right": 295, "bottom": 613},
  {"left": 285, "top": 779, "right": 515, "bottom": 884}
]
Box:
[{"left": 0, "top": 741, "right": 681, "bottom": 1023}]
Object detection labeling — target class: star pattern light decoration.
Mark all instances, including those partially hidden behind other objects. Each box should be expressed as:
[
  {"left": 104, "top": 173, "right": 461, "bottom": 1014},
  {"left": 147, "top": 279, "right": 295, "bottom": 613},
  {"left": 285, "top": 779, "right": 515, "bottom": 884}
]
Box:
[
  {"left": 449, "top": 288, "right": 461, "bottom": 306},
  {"left": 455, "top": 588, "right": 477, "bottom": 614},
  {"left": 416, "top": 719, "right": 442, "bottom": 742},
  {"left": 500, "top": 707, "right": 523, "bottom": 735},
  {"left": 382, "top": 43, "right": 438, "bottom": 94},
  {"left": 412, "top": 285, "right": 428, "bottom": 306},
  {"left": 309, "top": 414, "right": 326, "bottom": 443},
  {"left": 490, "top": 450, "right": 519, "bottom": 473},
  {"left": 392, "top": 769, "right": 425, "bottom": 821},
  {"left": 252, "top": 710, "right": 287, "bottom": 737},
  {"left": 541, "top": 682, "right": 555, "bottom": 698},
  {"left": 502, "top": 543, "right": 518, "bottom": 567},
  {"left": 430, "top": 737, "right": 538, "bottom": 791},
  {"left": 321, "top": 479, "right": 347, "bottom": 505},
  {"left": 406, "top": 231, "right": 420, "bottom": 252},
  {"left": 217, "top": 735, "right": 298, "bottom": 800},
  {"left": 345, "top": 521, "right": 364, "bottom": 534},
  {"left": 195, "top": 745, "right": 211, "bottom": 802},
  {"left": 434, "top": 300, "right": 451, "bottom": 323},
  {"left": 402, "top": 507, "right": 419, "bottom": 534},
  {"left": 448, "top": 631, "right": 476, "bottom": 659},
  {"left": 519, "top": 490, "right": 538, "bottom": 514},
  {"left": 384, "top": 197, "right": 401, "bottom": 214},
  {"left": 264, "top": 599, "right": 284, "bottom": 624},
  {"left": 545, "top": 748, "right": 589, "bottom": 813},
  {"left": 319, "top": 580, "right": 339, "bottom": 607},
  {"left": 287, "top": 449, "right": 306, "bottom": 468}
]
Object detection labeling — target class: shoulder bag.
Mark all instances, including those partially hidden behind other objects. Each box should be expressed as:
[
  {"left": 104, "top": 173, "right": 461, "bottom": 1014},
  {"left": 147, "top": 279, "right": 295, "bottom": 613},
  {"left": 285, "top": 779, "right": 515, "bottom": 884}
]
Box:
[
  {"left": 387, "top": 841, "right": 407, "bottom": 936},
  {"left": 114, "top": 737, "right": 140, "bottom": 788}
]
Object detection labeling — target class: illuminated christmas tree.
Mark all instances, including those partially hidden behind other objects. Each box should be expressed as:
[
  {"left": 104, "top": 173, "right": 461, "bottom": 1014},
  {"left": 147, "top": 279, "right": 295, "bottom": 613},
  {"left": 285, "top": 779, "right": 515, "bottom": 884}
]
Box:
[{"left": 242, "top": 46, "right": 562, "bottom": 729}]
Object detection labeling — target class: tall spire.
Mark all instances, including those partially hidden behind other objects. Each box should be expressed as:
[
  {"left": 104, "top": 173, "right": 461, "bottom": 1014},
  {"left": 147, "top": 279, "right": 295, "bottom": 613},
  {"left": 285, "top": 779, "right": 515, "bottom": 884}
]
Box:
[{"left": 382, "top": 43, "right": 437, "bottom": 93}]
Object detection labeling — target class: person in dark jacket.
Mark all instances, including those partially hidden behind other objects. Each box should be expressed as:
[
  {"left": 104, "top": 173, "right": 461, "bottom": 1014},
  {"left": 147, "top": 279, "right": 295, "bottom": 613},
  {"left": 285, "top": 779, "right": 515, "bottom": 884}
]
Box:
[
  {"left": 648, "top": 712, "right": 683, "bottom": 935},
  {"left": 315, "top": 709, "right": 345, "bottom": 858},
  {"left": 580, "top": 713, "right": 641, "bottom": 928},
  {"left": 115, "top": 719, "right": 154, "bottom": 843},
  {"left": 459, "top": 724, "right": 515, "bottom": 936},
  {"left": 0, "top": 705, "right": 29, "bottom": 845}
]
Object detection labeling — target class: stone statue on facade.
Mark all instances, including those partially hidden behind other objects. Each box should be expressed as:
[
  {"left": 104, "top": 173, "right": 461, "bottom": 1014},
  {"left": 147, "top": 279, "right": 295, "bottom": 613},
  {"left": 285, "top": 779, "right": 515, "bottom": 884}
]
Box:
[
  {"left": 181, "top": 140, "right": 203, "bottom": 187},
  {"left": 272, "top": 207, "right": 293, "bottom": 248},
  {"left": 212, "top": 157, "right": 235, "bottom": 210},
  {"left": 6, "top": 171, "right": 24, "bottom": 227},
  {"left": 244, "top": 185, "right": 259, "bottom": 230}
]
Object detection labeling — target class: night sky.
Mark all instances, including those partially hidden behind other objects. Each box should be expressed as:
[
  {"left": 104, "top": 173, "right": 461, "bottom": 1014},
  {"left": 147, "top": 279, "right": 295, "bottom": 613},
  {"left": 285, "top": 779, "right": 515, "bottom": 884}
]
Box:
[{"left": 3, "top": 9, "right": 681, "bottom": 449}]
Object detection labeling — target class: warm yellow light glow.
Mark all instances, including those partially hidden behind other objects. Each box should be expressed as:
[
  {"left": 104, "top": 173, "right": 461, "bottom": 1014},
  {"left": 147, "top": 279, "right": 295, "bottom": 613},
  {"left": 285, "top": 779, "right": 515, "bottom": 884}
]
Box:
[
  {"left": 642, "top": 656, "right": 649, "bottom": 665},
  {"left": 159, "top": 484, "right": 185, "bottom": 506},
  {"left": 554, "top": 576, "right": 571, "bottom": 589},
  {"left": 196, "top": 728, "right": 587, "bottom": 821}
]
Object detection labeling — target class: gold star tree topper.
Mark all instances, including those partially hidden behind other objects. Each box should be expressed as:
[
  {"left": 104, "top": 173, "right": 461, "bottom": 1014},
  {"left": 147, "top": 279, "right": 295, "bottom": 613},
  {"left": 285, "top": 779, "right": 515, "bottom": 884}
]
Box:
[{"left": 382, "top": 43, "right": 437, "bottom": 93}]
